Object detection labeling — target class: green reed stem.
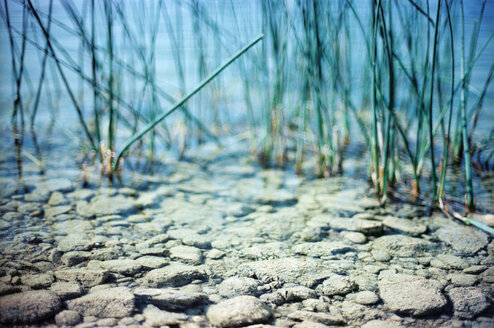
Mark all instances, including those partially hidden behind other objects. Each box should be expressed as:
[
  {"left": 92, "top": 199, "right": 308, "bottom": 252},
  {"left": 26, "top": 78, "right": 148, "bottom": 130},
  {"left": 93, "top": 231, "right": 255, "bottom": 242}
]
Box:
[
  {"left": 30, "top": 0, "right": 53, "bottom": 127},
  {"left": 428, "top": 0, "right": 441, "bottom": 202},
  {"left": 112, "top": 34, "right": 264, "bottom": 172},
  {"left": 460, "top": 0, "right": 474, "bottom": 211},
  {"left": 27, "top": 0, "right": 97, "bottom": 152},
  {"left": 438, "top": 0, "right": 454, "bottom": 200}
]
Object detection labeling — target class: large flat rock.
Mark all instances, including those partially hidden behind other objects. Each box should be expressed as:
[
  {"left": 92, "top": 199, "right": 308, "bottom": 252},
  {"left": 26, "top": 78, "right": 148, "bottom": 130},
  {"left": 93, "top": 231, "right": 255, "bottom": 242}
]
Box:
[
  {"left": 67, "top": 287, "right": 134, "bottom": 318},
  {"left": 435, "top": 222, "right": 489, "bottom": 256},
  {"left": 373, "top": 235, "right": 433, "bottom": 257},
  {"left": 379, "top": 273, "right": 446, "bottom": 316},
  {"left": 0, "top": 290, "right": 62, "bottom": 324}
]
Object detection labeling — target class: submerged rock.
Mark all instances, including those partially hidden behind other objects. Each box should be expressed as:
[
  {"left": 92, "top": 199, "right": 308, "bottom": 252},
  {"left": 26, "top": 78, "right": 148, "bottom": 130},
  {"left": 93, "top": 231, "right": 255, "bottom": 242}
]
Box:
[
  {"left": 317, "top": 275, "right": 356, "bottom": 296},
  {"left": 97, "top": 259, "right": 143, "bottom": 275},
  {"left": 378, "top": 273, "right": 446, "bottom": 316},
  {"left": 382, "top": 216, "right": 427, "bottom": 236},
  {"left": 143, "top": 304, "right": 188, "bottom": 326},
  {"left": 0, "top": 290, "right": 62, "bottom": 324},
  {"left": 237, "top": 258, "right": 335, "bottom": 286},
  {"left": 292, "top": 241, "right": 355, "bottom": 257},
  {"left": 448, "top": 287, "right": 490, "bottom": 319},
  {"left": 50, "top": 281, "right": 84, "bottom": 300},
  {"left": 218, "top": 277, "right": 259, "bottom": 297},
  {"left": 206, "top": 296, "right": 273, "bottom": 328},
  {"left": 88, "top": 195, "right": 137, "bottom": 216},
  {"left": 288, "top": 310, "right": 346, "bottom": 326},
  {"left": 141, "top": 263, "right": 208, "bottom": 287},
  {"left": 54, "top": 268, "right": 109, "bottom": 287},
  {"left": 20, "top": 273, "right": 54, "bottom": 289},
  {"left": 169, "top": 245, "right": 203, "bottom": 265},
  {"left": 373, "top": 235, "right": 433, "bottom": 258},
  {"left": 354, "top": 291, "right": 380, "bottom": 305},
  {"left": 54, "top": 310, "right": 81, "bottom": 326},
  {"left": 66, "top": 287, "right": 134, "bottom": 318},
  {"left": 134, "top": 288, "right": 208, "bottom": 310},
  {"left": 435, "top": 222, "right": 489, "bottom": 256}
]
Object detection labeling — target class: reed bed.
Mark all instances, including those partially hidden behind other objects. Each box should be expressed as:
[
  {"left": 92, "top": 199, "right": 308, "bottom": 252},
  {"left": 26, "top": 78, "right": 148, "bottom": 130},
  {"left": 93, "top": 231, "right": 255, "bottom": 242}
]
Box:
[{"left": 2, "top": 0, "right": 493, "bottom": 213}]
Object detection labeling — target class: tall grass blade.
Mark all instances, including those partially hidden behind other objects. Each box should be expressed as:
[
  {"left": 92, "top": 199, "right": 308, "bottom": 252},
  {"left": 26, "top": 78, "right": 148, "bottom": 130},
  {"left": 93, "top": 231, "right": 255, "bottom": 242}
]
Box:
[{"left": 113, "top": 34, "right": 264, "bottom": 172}]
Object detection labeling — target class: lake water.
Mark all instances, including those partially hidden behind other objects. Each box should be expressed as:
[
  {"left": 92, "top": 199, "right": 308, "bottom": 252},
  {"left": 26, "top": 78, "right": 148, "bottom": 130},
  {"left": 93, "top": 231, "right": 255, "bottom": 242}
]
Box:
[{"left": 0, "top": 1, "right": 493, "bottom": 327}]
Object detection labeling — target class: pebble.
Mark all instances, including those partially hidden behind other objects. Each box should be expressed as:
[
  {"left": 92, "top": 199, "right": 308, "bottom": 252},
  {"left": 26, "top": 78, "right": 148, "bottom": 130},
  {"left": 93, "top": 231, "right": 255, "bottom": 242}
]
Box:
[
  {"left": 354, "top": 291, "right": 379, "bottom": 305},
  {"left": 67, "top": 287, "right": 135, "bottom": 318},
  {"left": 141, "top": 263, "right": 207, "bottom": 288},
  {"left": 0, "top": 290, "right": 62, "bottom": 324},
  {"left": 55, "top": 310, "right": 82, "bottom": 326},
  {"left": 218, "top": 277, "right": 259, "bottom": 297},
  {"left": 448, "top": 287, "right": 490, "bottom": 319},
  {"left": 206, "top": 296, "right": 273, "bottom": 328},
  {"left": 143, "top": 304, "right": 188, "bottom": 326},
  {"left": 170, "top": 245, "right": 203, "bottom": 265}
]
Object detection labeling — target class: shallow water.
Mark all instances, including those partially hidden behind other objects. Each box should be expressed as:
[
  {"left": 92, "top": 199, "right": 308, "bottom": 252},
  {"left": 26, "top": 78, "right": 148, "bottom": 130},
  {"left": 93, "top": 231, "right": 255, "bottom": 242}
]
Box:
[
  {"left": 1, "top": 0, "right": 494, "bottom": 326},
  {"left": 0, "top": 129, "right": 493, "bottom": 327}
]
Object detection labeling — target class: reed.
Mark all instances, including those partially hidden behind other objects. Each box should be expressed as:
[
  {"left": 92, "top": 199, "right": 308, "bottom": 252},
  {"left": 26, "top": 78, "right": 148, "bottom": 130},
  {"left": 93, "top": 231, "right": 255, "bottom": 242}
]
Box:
[{"left": 3, "top": 0, "right": 493, "bottom": 214}]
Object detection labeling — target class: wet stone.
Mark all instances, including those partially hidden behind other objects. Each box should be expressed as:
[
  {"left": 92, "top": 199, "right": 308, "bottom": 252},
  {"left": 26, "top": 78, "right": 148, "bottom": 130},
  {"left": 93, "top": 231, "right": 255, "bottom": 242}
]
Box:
[
  {"left": 96, "top": 317, "right": 119, "bottom": 326},
  {"left": 292, "top": 241, "right": 355, "bottom": 257},
  {"left": 20, "top": 273, "right": 54, "bottom": 289},
  {"left": 373, "top": 235, "right": 433, "bottom": 258},
  {"left": 44, "top": 205, "right": 71, "bottom": 218},
  {"left": 327, "top": 217, "right": 383, "bottom": 235},
  {"left": 141, "top": 263, "right": 208, "bottom": 288},
  {"left": 0, "top": 290, "right": 62, "bottom": 324},
  {"left": 435, "top": 222, "right": 489, "bottom": 256},
  {"left": 138, "top": 247, "right": 168, "bottom": 256},
  {"left": 243, "top": 242, "right": 290, "bottom": 260},
  {"left": 448, "top": 287, "right": 490, "bottom": 319},
  {"left": 67, "top": 287, "right": 135, "bottom": 318},
  {"left": 342, "top": 231, "right": 367, "bottom": 244},
  {"left": 17, "top": 203, "right": 43, "bottom": 216},
  {"left": 317, "top": 275, "right": 356, "bottom": 296},
  {"left": 206, "top": 295, "right": 273, "bottom": 328},
  {"left": 24, "top": 188, "right": 50, "bottom": 202},
  {"left": 168, "top": 229, "right": 212, "bottom": 249},
  {"left": 218, "top": 277, "right": 259, "bottom": 298},
  {"left": 133, "top": 288, "right": 209, "bottom": 310},
  {"left": 206, "top": 249, "right": 225, "bottom": 259},
  {"left": 143, "top": 304, "right": 188, "bottom": 326},
  {"left": 362, "top": 320, "right": 402, "bottom": 328},
  {"left": 57, "top": 235, "right": 93, "bottom": 252},
  {"left": 379, "top": 273, "right": 447, "bottom": 316},
  {"left": 135, "top": 256, "right": 168, "bottom": 269},
  {"left": 354, "top": 291, "right": 380, "bottom": 305},
  {"left": 48, "top": 192, "right": 69, "bottom": 206},
  {"left": 481, "top": 267, "right": 494, "bottom": 283},
  {"left": 277, "top": 286, "right": 317, "bottom": 302},
  {"left": 237, "top": 258, "right": 334, "bottom": 286},
  {"left": 382, "top": 216, "right": 427, "bottom": 236},
  {"left": 88, "top": 195, "right": 137, "bottom": 216},
  {"left": 61, "top": 251, "right": 91, "bottom": 266},
  {"left": 170, "top": 245, "right": 203, "bottom": 265},
  {"left": 430, "top": 254, "right": 468, "bottom": 270},
  {"left": 55, "top": 310, "right": 82, "bottom": 326},
  {"left": 54, "top": 269, "right": 109, "bottom": 288},
  {"left": 447, "top": 273, "right": 478, "bottom": 287},
  {"left": 98, "top": 259, "right": 143, "bottom": 275},
  {"left": 50, "top": 281, "right": 84, "bottom": 300},
  {"left": 287, "top": 310, "right": 346, "bottom": 326},
  {"left": 44, "top": 178, "right": 74, "bottom": 193}
]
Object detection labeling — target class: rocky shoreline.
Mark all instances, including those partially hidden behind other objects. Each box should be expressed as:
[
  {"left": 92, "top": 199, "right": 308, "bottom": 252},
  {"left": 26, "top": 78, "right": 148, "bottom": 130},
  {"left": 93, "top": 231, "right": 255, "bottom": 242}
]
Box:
[{"left": 0, "top": 154, "right": 493, "bottom": 327}]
